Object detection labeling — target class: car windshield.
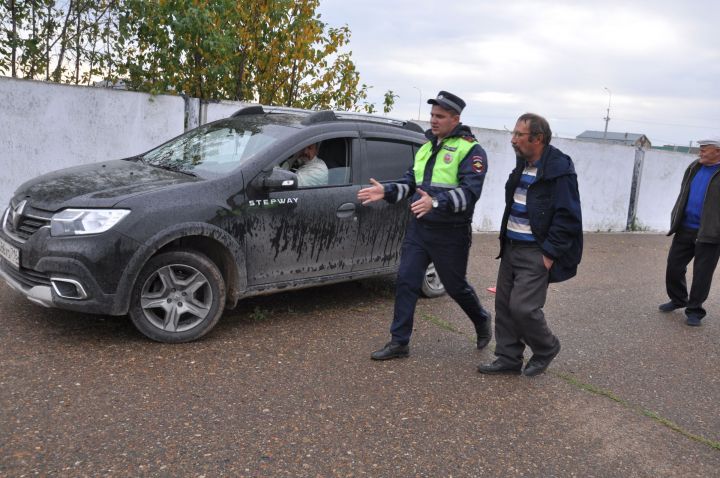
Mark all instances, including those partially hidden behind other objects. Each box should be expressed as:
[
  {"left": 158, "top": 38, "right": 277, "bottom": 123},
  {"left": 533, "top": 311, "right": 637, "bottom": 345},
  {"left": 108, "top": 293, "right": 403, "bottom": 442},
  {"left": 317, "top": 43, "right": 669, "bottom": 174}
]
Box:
[{"left": 140, "top": 115, "right": 299, "bottom": 178}]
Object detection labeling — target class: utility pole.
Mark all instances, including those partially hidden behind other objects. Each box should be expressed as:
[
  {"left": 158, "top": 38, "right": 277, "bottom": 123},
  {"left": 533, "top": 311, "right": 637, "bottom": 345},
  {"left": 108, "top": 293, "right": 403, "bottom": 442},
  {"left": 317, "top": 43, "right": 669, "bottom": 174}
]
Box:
[
  {"left": 412, "top": 86, "right": 422, "bottom": 120},
  {"left": 603, "top": 87, "right": 612, "bottom": 139}
]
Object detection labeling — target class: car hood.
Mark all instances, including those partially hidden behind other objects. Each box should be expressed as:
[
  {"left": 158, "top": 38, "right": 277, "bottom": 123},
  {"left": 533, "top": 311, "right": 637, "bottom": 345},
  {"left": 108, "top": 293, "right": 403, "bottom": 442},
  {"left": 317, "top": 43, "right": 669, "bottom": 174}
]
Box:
[{"left": 12, "top": 159, "right": 199, "bottom": 210}]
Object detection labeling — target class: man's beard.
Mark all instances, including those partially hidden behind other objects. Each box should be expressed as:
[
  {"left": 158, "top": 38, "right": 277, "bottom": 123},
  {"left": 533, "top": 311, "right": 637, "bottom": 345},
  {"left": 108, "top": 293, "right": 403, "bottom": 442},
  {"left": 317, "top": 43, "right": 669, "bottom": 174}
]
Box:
[{"left": 512, "top": 145, "right": 528, "bottom": 160}]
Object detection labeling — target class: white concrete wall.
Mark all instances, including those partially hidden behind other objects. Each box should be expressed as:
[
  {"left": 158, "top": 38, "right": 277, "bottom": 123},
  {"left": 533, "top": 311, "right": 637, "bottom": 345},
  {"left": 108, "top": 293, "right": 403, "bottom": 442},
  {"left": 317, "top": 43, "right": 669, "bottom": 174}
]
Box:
[
  {"left": 205, "top": 100, "right": 251, "bottom": 123},
  {"left": 0, "top": 78, "right": 697, "bottom": 232},
  {"left": 470, "top": 130, "right": 638, "bottom": 232},
  {"left": 635, "top": 148, "right": 695, "bottom": 231},
  {"left": 0, "top": 77, "right": 185, "bottom": 207}
]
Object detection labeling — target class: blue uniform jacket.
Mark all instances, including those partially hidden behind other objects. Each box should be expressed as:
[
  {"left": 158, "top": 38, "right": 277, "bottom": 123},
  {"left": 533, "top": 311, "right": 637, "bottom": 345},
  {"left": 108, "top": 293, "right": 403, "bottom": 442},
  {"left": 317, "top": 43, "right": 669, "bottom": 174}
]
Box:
[
  {"left": 382, "top": 124, "right": 488, "bottom": 226},
  {"left": 499, "top": 144, "right": 583, "bottom": 283}
]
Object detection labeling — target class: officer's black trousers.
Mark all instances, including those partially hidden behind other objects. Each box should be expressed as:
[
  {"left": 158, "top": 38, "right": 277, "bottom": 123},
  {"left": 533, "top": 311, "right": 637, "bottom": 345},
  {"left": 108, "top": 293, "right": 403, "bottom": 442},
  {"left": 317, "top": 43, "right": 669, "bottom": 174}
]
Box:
[
  {"left": 665, "top": 227, "right": 720, "bottom": 319},
  {"left": 390, "top": 218, "right": 490, "bottom": 345}
]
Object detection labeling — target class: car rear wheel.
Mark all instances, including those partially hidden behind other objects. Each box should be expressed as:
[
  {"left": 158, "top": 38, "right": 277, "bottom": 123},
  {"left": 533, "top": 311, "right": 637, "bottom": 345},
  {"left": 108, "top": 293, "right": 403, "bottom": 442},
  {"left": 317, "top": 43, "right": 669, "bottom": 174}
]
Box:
[
  {"left": 421, "top": 262, "right": 445, "bottom": 298},
  {"left": 129, "top": 250, "right": 226, "bottom": 343}
]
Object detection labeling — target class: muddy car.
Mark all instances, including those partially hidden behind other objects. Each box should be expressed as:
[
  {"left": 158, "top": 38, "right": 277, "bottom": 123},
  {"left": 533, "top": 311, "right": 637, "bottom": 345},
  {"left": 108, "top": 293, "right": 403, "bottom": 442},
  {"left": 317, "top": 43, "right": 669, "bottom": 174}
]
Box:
[{"left": 0, "top": 106, "right": 444, "bottom": 342}]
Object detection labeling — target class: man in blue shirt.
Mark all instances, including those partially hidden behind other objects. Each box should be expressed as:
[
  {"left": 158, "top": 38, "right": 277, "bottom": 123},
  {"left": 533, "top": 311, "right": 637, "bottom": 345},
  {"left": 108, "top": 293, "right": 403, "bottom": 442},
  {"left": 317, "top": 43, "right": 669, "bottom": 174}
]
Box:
[{"left": 660, "top": 137, "right": 720, "bottom": 326}]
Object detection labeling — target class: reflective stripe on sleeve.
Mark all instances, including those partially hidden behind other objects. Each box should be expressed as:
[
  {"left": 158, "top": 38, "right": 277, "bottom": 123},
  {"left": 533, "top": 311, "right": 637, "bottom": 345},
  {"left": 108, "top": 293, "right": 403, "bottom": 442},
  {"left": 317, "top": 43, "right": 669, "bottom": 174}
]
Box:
[
  {"left": 448, "top": 190, "right": 460, "bottom": 212},
  {"left": 454, "top": 187, "right": 467, "bottom": 211},
  {"left": 397, "top": 184, "right": 410, "bottom": 202},
  {"left": 430, "top": 182, "right": 457, "bottom": 189}
]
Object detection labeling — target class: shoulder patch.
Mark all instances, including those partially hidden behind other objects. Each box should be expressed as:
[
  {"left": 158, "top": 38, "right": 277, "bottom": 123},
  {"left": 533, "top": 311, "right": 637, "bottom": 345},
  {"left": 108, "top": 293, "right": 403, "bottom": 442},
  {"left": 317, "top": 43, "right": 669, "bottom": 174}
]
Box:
[
  {"left": 471, "top": 155, "right": 485, "bottom": 173},
  {"left": 462, "top": 135, "right": 475, "bottom": 142}
]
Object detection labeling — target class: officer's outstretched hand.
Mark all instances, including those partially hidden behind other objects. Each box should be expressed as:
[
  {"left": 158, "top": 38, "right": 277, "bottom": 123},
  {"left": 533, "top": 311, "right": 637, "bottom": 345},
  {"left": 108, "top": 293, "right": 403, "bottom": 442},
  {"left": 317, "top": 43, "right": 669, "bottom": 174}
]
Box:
[
  {"left": 358, "top": 178, "right": 385, "bottom": 205},
  {"left": 411, "top": 188, "right": 433, "bottom": 218}
]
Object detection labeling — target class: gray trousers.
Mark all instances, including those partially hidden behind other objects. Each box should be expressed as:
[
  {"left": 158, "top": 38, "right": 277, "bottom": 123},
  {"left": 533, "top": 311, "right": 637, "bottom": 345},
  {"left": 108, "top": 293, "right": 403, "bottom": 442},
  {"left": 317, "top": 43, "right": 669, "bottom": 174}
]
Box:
[{"left": 494, "top": 241, "right": 559, "bottom": 365}]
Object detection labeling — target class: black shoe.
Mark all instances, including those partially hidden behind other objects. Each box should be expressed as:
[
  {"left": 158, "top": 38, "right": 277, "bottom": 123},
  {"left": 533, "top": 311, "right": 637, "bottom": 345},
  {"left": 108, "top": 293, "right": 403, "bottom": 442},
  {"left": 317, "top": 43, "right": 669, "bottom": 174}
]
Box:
[
  {"left": 476, "top": 316, "right": 492, "bottom": 350},
  {"left": 523, "top": 341, "right": 561, "bottom": 377},
  {"left": 686, "top": 314, "right": 702, "bottom": 327},
  {"left": 658, "top": 301, "right": 685, "bottom": 312},
  {"left": 371, "top": 342, "right": 409, "bottom": 360},
  {"left": 477, "top": 359, "right": 522, "bottom": 375}
]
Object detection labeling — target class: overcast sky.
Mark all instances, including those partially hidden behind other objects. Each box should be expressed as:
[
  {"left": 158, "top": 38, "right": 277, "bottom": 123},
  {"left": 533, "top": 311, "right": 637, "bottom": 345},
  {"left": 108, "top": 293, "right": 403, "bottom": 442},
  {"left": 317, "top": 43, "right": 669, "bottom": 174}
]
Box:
[{"left": 317, "top": 0, "right": 719, "bottom": 147}]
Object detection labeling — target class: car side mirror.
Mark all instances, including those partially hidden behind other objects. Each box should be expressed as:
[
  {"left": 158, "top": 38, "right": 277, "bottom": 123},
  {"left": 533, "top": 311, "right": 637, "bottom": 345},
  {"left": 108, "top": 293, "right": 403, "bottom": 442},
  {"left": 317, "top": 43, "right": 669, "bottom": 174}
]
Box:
[{"left": 261, "top": 167, "right": 298, "bottom": 190}]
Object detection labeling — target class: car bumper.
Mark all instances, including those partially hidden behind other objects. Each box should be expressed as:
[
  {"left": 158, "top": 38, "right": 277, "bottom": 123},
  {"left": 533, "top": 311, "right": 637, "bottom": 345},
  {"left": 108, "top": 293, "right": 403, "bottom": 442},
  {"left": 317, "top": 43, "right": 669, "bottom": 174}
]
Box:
[
  {"left": 0, "top": 259, "right": 54, "bottom": 307},
  {"left": 0, "top": 227, "right": 138, "bottom": 315}
]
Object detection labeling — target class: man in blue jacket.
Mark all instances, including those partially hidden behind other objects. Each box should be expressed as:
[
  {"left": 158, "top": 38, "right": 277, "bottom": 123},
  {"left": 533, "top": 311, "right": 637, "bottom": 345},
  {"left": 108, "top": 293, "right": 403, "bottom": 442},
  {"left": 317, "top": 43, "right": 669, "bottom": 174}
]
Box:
[
  {"left": 478, "top": 113, "right": 582, "bottom": 376},
  {"left": 659, "top": 137, "right": 720, "bottom": 326},
  {"left": 358, "top": 91, "right": 492, "bottom": 360}
]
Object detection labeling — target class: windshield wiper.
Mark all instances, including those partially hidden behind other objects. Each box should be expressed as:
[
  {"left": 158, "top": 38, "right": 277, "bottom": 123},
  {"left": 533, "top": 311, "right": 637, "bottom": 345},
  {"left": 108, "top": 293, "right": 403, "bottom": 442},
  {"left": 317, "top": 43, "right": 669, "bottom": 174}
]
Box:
[{"left": 147, "top": 163, "right": 198, "bottom": 177}]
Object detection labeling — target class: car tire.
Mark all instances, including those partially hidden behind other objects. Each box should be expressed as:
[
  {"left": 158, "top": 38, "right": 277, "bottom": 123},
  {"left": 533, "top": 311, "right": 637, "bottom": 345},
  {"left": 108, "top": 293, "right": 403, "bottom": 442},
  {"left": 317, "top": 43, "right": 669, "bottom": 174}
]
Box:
[
  {"left": 420, "top": 262, "right": 445, "bottom": 298},
  {"left": 129, "top": 250, "right": 226, "bottom": 343}
]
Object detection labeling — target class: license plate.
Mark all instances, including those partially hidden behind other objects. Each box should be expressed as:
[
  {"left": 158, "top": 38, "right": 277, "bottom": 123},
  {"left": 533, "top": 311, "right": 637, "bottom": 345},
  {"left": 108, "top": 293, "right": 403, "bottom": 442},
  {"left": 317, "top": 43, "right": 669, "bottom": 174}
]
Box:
[{"left": 0, "top": 236, "right": 20, "bottom": 269}]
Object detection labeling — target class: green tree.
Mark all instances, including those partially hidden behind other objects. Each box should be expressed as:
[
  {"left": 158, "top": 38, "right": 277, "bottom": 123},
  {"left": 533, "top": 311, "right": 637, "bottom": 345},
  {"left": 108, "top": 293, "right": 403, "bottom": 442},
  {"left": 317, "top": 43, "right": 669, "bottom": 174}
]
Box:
[
  {"left": 0, "top": 0, "right": 121, "bottom": 85},
  {"left": 1, "top": 0, "right": 395, "bottom": 113},
  {"left": 383, "top": 90, "right": 398, "bottom": 114},
  {"left": 117, "top": 0, "right": 390, "bottom": 111}
]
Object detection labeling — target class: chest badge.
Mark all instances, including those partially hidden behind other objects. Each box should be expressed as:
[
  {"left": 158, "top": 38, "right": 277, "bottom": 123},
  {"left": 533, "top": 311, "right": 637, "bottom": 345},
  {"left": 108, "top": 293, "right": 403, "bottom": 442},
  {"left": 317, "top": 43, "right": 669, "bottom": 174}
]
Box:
[{"left": 443, "top": 153, "right": 453, "bottom": 164}]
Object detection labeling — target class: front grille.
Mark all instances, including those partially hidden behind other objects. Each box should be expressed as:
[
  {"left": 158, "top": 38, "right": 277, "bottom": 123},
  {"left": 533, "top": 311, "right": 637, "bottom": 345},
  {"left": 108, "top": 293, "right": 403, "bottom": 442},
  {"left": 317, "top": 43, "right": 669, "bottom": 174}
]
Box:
[
  {"left": 0, "top": 258, "right": 51, "bottom": 288},
  {"left": 3, "top": 199, "right": 52, "bottom": 242}
]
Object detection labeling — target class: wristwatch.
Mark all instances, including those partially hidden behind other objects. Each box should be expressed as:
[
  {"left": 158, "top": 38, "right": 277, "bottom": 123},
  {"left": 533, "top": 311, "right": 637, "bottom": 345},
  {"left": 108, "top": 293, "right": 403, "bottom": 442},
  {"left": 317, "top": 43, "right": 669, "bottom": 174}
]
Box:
[{"left": 431, "top": 197, "right": 439, "bottom": 208}]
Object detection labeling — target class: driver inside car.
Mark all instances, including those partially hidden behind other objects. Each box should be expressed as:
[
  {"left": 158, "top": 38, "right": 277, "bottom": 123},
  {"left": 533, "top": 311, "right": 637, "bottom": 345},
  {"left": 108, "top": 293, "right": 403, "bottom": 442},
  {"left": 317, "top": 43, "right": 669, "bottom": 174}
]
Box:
[{"left": 280, "top": 142, "right": 328, "bottom": 187}]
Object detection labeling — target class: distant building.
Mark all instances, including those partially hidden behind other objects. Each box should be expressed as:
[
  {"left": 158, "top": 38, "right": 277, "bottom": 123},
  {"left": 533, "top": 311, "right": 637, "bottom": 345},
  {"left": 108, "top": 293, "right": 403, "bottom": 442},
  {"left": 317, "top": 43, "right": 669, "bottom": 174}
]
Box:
[
  {"left": 653, "top": 144, "right": 699, "bottom": 155},
  {"left": 93, "top": 79, "right": 128, "bottom": 90},
  {"left": 576, "top": 130, "right": 651, "bottom": 148}
]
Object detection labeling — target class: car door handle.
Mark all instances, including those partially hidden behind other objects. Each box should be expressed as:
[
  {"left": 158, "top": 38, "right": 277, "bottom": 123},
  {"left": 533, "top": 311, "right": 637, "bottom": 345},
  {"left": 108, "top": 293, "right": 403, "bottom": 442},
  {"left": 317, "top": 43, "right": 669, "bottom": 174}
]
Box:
[{"left": 336, "top": 202, "right": 356, "bottom": 218}]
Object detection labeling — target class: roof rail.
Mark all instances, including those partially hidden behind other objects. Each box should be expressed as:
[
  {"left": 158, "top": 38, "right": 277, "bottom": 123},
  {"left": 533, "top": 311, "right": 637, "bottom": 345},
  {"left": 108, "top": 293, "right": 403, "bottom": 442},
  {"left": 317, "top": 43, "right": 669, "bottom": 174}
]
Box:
[
  {"left": 402, "top": 121, "right": 424, "bottom": 134},
  {"left": 231, "top": 105, "right": 265, "bottom": 117},
  {"left": 301, "top": 110, "right": 337, "bottom": 125},
  {"left": 263, "top": 106, "right": 313, "bottom": 115},
  {"left": 333, "top": 111, "right": 424, "bottom": 133},
  {"left": 229, "top": 104, "right": 424, "bottom": 133}
]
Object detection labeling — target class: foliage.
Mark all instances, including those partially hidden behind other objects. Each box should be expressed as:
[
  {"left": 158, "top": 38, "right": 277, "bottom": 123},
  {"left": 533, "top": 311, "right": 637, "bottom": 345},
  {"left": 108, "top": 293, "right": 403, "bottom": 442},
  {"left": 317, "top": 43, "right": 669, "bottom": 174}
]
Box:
[
  {"left": 0, "top": 0, "right": 121, "bottom": 84},
  {"left": 0, "top": 0, "right": 396, "bottom": 112}
]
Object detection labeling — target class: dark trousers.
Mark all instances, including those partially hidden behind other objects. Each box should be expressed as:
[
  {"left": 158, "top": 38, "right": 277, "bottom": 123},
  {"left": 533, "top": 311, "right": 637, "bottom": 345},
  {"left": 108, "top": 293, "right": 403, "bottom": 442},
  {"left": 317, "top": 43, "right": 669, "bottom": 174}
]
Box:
[
  {"left": 390, "top": 218, "right": 490, "bottom": 345},
  {"left": 494, "top": 241, "right": 558, "bottom": 365},
  {"left": 665, "top": 228, "right": 720, "bottom": 319}
]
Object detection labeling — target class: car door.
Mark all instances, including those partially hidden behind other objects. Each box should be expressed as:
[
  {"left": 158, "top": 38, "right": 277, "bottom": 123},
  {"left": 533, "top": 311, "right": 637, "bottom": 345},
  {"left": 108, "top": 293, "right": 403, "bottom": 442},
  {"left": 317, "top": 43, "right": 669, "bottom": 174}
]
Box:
[
  {"left": 352, "top": 137, "right": 419, "bottom": 272},
  {"left": 243, "top": 136, "right": 361, "bottom": 285}
]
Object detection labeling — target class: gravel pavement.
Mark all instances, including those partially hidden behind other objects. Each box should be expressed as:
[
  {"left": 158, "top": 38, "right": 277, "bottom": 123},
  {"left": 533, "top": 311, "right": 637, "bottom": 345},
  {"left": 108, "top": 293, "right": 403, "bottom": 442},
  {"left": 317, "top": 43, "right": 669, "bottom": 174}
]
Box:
[{"left": 1, "top": 233, "right": 718, "bottom": 477}]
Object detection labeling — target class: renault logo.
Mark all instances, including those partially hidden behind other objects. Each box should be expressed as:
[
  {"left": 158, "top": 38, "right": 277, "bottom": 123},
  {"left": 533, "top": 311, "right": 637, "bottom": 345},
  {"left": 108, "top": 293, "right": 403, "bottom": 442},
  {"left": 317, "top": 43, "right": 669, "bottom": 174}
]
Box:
[{"left": 11, "top": 200, "right": 26, "bottom": 230}]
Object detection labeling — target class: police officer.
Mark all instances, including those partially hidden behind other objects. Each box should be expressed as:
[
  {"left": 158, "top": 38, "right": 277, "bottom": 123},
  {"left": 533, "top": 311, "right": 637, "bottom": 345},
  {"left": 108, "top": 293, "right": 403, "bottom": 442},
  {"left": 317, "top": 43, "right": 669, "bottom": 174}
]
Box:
[{"left": 358, "top": 90, "right": 491, "bottom": 360}]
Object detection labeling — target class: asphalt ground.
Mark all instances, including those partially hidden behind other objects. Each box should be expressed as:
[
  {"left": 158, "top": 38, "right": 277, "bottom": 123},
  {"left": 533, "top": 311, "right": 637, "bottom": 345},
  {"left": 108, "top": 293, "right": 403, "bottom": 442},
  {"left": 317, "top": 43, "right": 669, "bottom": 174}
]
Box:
[{"left": 1, "top": 233, "right": 719, "bottom": 477}]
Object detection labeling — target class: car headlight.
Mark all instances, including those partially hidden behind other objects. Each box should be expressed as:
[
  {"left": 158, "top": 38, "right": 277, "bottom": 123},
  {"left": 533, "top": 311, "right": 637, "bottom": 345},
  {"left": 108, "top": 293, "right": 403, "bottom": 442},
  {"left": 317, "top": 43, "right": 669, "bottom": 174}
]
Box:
[{"left": 51, "top": 209, "right": 131, "bottom": 236}]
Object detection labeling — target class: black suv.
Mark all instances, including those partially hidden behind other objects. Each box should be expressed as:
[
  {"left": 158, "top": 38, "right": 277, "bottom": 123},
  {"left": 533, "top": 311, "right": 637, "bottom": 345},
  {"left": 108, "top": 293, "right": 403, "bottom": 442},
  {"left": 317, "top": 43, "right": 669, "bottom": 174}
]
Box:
[{"left": 0, "top": 106, "right": 445, "bottom": 342}]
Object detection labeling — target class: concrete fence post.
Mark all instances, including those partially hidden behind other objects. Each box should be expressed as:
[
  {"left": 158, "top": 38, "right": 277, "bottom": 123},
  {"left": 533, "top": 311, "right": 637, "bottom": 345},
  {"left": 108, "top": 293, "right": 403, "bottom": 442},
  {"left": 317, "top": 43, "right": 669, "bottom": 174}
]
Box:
[
  {"left": 199, "top": 99, "right": 208, "bottom": 126},
  {"left": 626, "top": 147, "right": 645, "bottom": 230},
  {"left": 183, "top": 95, "right": 201, "bottom": 131}
]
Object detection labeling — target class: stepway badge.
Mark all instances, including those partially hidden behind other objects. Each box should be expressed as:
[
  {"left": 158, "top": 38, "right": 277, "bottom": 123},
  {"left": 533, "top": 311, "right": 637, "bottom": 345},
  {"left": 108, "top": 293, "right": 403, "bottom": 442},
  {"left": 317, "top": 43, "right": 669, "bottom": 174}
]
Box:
[{"left": 248, "top": 198, "right": 299, "bottom": 208}]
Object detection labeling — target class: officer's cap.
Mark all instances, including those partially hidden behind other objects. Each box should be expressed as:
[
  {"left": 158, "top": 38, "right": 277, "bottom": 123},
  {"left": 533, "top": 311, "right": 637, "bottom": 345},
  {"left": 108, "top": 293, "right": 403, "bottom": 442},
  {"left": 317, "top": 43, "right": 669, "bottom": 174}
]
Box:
[{"left": 427, "top": 90, "right": 465, "bottom": 115}]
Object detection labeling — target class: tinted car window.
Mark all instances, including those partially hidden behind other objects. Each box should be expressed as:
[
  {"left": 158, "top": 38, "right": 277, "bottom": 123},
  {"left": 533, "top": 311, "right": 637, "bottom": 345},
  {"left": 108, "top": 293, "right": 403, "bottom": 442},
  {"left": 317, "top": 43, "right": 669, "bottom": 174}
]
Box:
[
  {"left": 364, "top": 139, "right": 415, "bottom": 181},
  {"left": 319, "top": 138, "right": 351, "bottom": 186}
]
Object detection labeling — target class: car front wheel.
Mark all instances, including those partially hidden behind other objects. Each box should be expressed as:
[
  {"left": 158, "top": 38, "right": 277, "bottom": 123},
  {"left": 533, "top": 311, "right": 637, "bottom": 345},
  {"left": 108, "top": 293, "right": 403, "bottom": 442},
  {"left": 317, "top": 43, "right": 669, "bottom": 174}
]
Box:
[
  {"left": 420, "top": 262, "right": 445, "bottom": 298},
  {"left": 129, "top": 250, "right": 226, "bottom": 343}
]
